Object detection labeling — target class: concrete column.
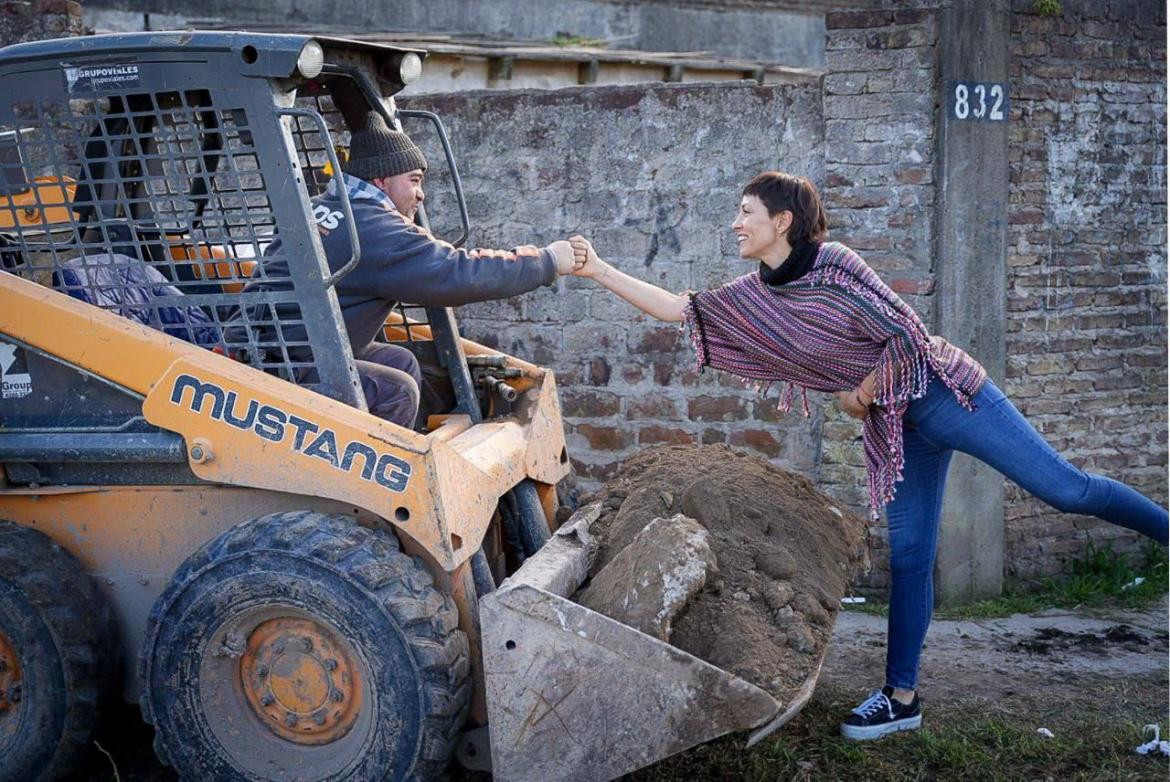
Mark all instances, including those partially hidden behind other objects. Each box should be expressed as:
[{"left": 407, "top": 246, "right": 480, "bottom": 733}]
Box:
[{"left": 933, "top": 0, "right": 1010, "bottom": 604}]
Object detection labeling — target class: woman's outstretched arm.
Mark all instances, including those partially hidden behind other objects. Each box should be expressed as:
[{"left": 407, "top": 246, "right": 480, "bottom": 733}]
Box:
[{"left": 570, "top": 235, "right": 689, "bottom": 323}]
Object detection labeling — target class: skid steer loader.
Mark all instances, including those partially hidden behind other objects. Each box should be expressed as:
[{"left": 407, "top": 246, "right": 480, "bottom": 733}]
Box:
[{"left": 0, "top": 32, "right": 805, "bottom": 782}]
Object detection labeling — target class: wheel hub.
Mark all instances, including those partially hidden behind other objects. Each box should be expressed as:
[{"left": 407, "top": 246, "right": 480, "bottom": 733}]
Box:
[
  {"left": 240, "top": 618, "right": 362, "bottom": 745},
  {"left": 0, "top": 630, "right": 21, "bottom": 718}
]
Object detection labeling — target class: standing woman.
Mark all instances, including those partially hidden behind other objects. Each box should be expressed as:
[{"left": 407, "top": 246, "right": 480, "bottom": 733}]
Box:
[{"left": 568, "top": 171, "right": 1168, "bottom": 741}]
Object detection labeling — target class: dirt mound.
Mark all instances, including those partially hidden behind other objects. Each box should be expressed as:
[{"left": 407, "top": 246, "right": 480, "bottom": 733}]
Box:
[{"left": 578, "top": 444, "right": 867, "bottom": 699}]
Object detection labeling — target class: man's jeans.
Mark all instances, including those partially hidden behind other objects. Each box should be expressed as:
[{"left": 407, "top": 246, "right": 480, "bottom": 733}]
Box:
[
  {"left": 355, "top": 343, "right": 422, "bottom": 429},
  {"left": 884, "top": 373, "right": 1169, "bottom": 691}
]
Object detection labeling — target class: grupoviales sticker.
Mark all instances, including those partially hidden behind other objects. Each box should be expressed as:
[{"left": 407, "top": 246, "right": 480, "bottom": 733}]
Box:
[
  {"left": 63, "top": 62, "right": 141, "bottom": 94},
  {"left": 0, "top": 341, "right": 32, "bottom": 400}
]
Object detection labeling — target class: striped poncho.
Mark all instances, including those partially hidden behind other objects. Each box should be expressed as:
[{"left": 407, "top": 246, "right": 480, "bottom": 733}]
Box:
[{"left": 684, "top": 241, "right": 987, "bottom": 518}]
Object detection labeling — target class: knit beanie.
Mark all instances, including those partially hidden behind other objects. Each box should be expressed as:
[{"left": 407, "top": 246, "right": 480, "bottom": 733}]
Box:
[{"left": 342, "top": 112, "right": 428, "bottom": 181}]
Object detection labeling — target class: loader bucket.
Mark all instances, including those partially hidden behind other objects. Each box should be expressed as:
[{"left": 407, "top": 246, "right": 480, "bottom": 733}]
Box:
[{"left": 478, "top": 505, "right": 832, "bottom": 782}]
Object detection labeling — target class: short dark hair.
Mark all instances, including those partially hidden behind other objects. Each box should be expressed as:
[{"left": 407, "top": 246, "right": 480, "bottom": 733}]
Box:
[{"left": 742, "top": 172, "right": 828, "bottom": 244}]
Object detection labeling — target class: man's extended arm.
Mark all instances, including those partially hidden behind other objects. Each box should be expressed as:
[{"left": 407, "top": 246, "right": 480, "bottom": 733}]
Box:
[{"left": 364, "top": 213, "right": 570, "bottom": 306}]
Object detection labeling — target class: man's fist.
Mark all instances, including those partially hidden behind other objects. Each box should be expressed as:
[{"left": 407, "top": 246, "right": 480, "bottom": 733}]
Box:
[{"left": 547, "top": 240, "right": 576, "bottom": 275}]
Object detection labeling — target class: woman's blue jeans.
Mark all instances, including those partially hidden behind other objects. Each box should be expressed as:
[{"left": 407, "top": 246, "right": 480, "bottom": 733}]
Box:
[{"left": 883, "top": 374, "right": 1169, "bottom": 691}]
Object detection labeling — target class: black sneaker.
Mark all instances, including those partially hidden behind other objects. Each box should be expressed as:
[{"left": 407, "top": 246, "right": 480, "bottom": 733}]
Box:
[{"left": 840, "top": 686, "right": 922, "bottom": 740}]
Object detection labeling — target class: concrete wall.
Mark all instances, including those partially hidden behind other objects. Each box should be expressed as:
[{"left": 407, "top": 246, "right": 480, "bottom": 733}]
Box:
[
  {"left": 400, "top": 81, "right": 825, "bottom": 485},
  {"left": 81, "top": 0, "right": 826, "bottom": 67},
  {"left": 1003, "top": 0, "right": 1168, "bottom": 581}
]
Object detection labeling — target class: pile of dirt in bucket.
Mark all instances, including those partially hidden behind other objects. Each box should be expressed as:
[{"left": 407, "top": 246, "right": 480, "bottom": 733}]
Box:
[{"left": 573, "top": 444, "right": 868, "bottom": 700}]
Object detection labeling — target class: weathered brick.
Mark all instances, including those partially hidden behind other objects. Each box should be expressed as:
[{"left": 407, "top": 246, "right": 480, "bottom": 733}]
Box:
[
  {"left": 586, "top": 357, "right": 612, "bottom": 386},
  {"left": 619, "top": 364, "right": 645, "bottom": 384},
  {"left": 1010, "top": 208, "right": 1046, "bottom": 224},
  {"left": 638, "top": 426, "right": 696, "bottom": 446},
  {"left": 825, "top": 10, "right": 894, "bottom": 30},
  {"left": 687, "top": 395, "right": 748, "bottom": 422},
  {"left": 700, "top": 428, "right": 728, "bottom": 444},
  {"left": 563, "top": 322, "right": 624, "bottom": 354},
  {"left": 626, "top": 394, "right": 681, "bottom": 420},
  {"left": 892, "top": 9, "right": 933, "bottom": 25},
  {"left": 573, "top": 459, "right": 621, "bottom": 482},
  {"left": 888, "top": 275, "right": 936, "bottom": 295},
  {"left": 575, "top": 423, "right": 634, "bottom": 451},
  {"left": 628, "top": 325, "right": 683, "bottom": 355},
  {"left": 893, "top": 166, "right": 931, "bottom": 185},
  {"left": 1073, "top": 355, "right": 1123, "bottom": 372},
  {"left": 730, "top": 429, "right": 783, "bottom": 458},
  {"left": 560, "top": 390, "right": 619, "bottom": 418},
  {"left": 865, "top": 28, "right": 932, "bottom": 51}
]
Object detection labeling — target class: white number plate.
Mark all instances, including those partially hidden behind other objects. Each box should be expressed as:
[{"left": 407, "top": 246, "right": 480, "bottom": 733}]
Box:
[{"left": 949, "top": 80, "right": 1008, "bottom": 122}]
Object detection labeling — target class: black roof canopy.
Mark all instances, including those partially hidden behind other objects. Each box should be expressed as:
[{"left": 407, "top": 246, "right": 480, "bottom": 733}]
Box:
[{"left": 0, "top": 31, "right": 426, "bottom": 93}]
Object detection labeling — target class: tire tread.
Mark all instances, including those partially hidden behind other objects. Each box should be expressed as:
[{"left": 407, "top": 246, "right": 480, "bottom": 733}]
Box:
[
  {"left": 0, "top": 521, "right": 118, "bottom": 782},
  {"left": 139, "top": 511, "right": 469, "bottom": 781}
]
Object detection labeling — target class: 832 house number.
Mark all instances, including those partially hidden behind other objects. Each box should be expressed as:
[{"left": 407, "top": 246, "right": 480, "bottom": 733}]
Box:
[{"left": 949, "top": 81, "right": 1007, "bottom": 122}]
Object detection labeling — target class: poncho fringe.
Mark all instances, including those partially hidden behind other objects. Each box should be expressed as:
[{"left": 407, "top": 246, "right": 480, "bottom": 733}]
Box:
[{"left": 684, "top": 242, "right": 987, "bottom": 519}]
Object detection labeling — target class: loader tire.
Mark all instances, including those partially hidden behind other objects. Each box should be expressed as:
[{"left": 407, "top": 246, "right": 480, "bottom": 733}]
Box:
[
  {"left": 0, "top": 521, "right": 118, "bottom": 782},
  {"left": 139, "top": 511, "right": 470, "bottom": 781}
]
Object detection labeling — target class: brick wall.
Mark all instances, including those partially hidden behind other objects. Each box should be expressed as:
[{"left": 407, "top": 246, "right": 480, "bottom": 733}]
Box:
[
  {"left": 0, "top": 2, "right": 1157, "bottom": 593},
  {"left": 819, "top": 8, "right": 942, "bottom": 588},
  {"left": 0, "top": 0, "right": 83, "bottom": 47},
  {"left": 1004, "top": 0, "right": 1168, "bottom": 581},
  {"left": 406, "top": 4, "right": 1165, "bottom": 592},
  {"left": 401, "top": 82, "right": 825, "bottom": 483}
]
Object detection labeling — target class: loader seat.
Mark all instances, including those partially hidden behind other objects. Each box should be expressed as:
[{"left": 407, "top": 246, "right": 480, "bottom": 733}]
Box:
[
  {"left": 165, "top": 237, "right": 259, "bottom": 294},
  {"left": 53, "top": 252, "right": 222, "bottom": 347}
]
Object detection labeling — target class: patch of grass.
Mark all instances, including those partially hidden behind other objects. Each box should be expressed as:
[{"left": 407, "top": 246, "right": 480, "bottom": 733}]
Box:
[
  {"left": 845, "top": 540, "right": 1169, "bottom": 620},
  {"left": 1059, "top": 539, "right": 1168, "bottom": 608},
  {"left": 1033, "top": 0, "right": 1063, "bottom": 16},
  {"left": 630, "top": 690, "right": 1170, "bottom": 781},
  {"left": 840, "top": 597, "right": 890, "bottom": 616}
]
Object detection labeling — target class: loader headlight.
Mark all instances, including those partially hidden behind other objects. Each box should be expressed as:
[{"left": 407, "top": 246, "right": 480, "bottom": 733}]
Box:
[
  {"left": 399, "top": 53, "right": 423, "bottom": 85},
  {"left": 296, "top": 40, "right": 325, "bottom": 79}
]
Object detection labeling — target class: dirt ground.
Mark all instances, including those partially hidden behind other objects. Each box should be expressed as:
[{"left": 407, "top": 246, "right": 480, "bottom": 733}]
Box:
[
  {"left": 81, "top": 598, "right": 1169, "bottom": 781},
  {"left": 823, "top": 598, "right": 1169, "bottom": 707},
  {"left": 629, "top": 598, "right": 1170, "bottom": 782}
]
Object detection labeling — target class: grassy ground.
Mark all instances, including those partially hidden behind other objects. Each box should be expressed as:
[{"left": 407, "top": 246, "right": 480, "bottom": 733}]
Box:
[
  {"left": 628, "top": 541, "right": 1170, "bottom": 782},
  {"left": 628, "top": 684, "right": 1169, "bottom": 781},
  {"left": 847, "top": 540, "right": 1169, "bottom": 620}
]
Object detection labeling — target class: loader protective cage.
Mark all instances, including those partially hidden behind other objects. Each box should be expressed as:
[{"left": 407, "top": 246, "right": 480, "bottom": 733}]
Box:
[{"left": 0, "top": 33, "right": 440, "bottom": 439}]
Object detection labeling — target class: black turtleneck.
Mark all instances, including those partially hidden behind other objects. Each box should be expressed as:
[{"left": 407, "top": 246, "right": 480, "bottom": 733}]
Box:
[{"left": 759, "top": 239, "right": 820, "bottom": 287}]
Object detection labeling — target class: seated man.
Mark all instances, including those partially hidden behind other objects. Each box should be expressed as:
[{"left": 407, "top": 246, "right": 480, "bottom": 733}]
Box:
[{"left": 241, "top": 111, "right": 577, "bottom": 427}]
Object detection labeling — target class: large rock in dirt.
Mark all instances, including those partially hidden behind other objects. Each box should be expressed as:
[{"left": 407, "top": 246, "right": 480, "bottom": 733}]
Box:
[
  {"left": 576, "top": 514, "right": 717, "bottom": 641},
  {"left": 577, "top": 444, "right": 868, "bottom": 700}
]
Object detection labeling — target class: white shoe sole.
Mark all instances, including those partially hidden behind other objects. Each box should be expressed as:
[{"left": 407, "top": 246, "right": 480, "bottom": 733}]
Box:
[{"left": 840, "top": 713, "right": 922, "bottom": 741}]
